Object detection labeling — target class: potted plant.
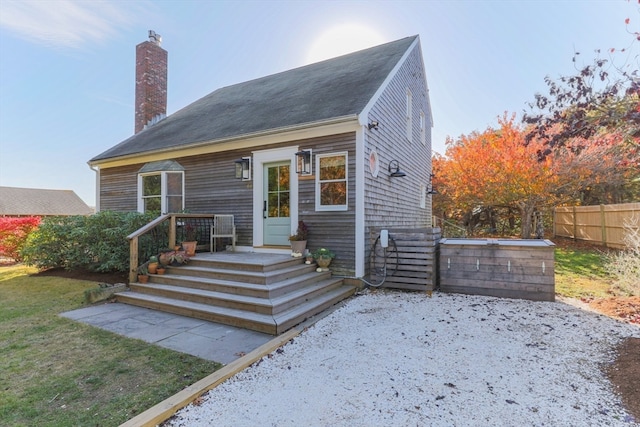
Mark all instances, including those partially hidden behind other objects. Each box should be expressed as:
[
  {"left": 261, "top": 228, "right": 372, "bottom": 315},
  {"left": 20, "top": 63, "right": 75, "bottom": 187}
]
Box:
[
  {"left": 288, "top": 220, "right": 309, "bottom": 255},
  {"left": 182, "top": 223, "right": 198, "bottom": 256},
  {"left": 147, "top": 255, "right": 159, "bottom": 274},
  {"left": 312, "top": 247, "right": 335, "bottom": 271},
  {"left": 304, "top": 249, "right": 314, "bottom": 264},
  {"left": 156, "top": 266, "right": 166, "bottom": 275},
  {"left": 137, "top": 264, "right": 149, "bottom": 283},
  {"left": 158, "top": 249, "right": 172, "bottom": 266},
  {"left": 168, "top": 250, "right": 189, "bottom": 266}
]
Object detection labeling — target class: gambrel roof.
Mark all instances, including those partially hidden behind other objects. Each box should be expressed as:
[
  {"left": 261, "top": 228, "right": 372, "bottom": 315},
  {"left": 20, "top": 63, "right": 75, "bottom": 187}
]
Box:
[
  {"left": 91, "top": 36, "right": 418, "bottom": 163},
  {"left": 0, "top": 186, "right": 93, "bottom": 216}
]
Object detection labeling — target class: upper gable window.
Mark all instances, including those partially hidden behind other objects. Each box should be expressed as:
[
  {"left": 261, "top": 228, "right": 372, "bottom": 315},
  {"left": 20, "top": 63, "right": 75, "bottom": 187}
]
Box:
[
  {"left": 137, "top": 160, "right": 184, "bottom": 214},
  {"left": 316, "top": 152, "right": 348, "bottom": 211},
  {"left": 420, "top": 110, "right": 426, "bottom": 146},
  {"left": 406, "top": 89, "right": 413, "bottom": 142}
]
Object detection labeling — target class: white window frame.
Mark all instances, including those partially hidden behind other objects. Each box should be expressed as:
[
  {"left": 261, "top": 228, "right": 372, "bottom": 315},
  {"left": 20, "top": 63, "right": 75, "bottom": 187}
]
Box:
[
  {"left": 137, "top": 171, "right": 185, "bottom": 214},
  {"left": 420, "top": 183, "right": 426, "bottom": 209},
  {"left": 315, "top": 151, "right": 348, "bottom": 211},
  {"left": 406, "top": 88, "right": 413, "bottom": 142}
]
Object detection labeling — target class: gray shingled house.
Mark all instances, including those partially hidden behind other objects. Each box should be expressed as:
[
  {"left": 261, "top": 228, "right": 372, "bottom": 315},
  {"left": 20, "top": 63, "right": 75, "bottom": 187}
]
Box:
[
  {"left": 89, "top": 31, "right": 432, "bottom": 333},
  {"left": 90, "top": 34, "right": 433, "bottom": 277},
  {"left": 88, "top": 34, "right": 434, "bottom": 332}
]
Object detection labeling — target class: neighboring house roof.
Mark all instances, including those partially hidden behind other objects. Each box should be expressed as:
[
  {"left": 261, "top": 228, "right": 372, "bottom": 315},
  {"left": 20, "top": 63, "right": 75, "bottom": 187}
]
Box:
[
  {"left": 0, "top": 186, "right": 94, "bottom": 216},
  {"left": 91, "top": 35, "right": 418, "bottom": 163}
]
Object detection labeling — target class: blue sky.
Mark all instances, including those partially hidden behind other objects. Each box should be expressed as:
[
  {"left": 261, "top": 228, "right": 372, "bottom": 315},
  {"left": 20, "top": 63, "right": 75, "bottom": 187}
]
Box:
[{"left": 0, "top": 0, "right": 636, "bottom": 207}]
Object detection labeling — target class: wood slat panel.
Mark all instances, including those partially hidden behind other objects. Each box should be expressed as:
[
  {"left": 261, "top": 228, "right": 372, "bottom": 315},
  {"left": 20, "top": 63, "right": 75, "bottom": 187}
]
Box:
[
  {"left": 368, "top": 227, "right": 441, "bottom": 292},
  {"left": 439, "top": 239, "right": 555, "bottom": 301}
]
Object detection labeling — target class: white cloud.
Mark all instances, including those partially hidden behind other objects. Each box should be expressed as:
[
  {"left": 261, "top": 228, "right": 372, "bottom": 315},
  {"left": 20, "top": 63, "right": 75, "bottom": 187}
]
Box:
[{"left": 0, "top": 0, "right": 142, "bottom": 49}]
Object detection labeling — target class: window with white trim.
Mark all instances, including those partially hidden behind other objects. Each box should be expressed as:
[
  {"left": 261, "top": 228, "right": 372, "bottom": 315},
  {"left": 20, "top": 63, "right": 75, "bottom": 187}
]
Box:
[
  {"left": 420, "top": 110, "right": 426, "bottom": 145},
  {"left": 137, "top": 161, "right": 185, "bottom": 214},
  {"left": 316, "top": 152, "right": 348, "bottom": 211},
  {"left": 406, "top": 89, "right": 413, "bottom": 142}
]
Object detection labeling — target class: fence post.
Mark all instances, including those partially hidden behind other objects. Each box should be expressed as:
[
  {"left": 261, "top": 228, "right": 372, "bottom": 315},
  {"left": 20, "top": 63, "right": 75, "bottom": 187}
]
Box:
[
  {"left": 600, "top": 204, "right": 607, "bottom": 247},
  {"left": 572, "top": 206, "right": 577, "bottom": 241},
  {"left": 169, "top": 215, "right": 177, "bottom": 248},
  {"left": 129, "top": 236, "right": 139, "bottom": 284}
]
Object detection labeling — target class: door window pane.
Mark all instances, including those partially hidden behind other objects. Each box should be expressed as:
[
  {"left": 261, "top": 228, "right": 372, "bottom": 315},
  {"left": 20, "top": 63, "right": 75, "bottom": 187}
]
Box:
[{"left": 267, "top": 164, "right": 290, "bottom": 218}]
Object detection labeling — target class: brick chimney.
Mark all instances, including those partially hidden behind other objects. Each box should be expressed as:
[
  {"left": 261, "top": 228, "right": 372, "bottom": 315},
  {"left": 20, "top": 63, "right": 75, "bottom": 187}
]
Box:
[{"left": 135, "top": 30, "right": 167, "bottom": 134}]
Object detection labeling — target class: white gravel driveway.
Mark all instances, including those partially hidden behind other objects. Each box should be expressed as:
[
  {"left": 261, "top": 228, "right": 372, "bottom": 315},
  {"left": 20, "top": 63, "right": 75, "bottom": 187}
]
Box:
[{"left": 166, "top": 290, "right": 640, "bottom": 427}]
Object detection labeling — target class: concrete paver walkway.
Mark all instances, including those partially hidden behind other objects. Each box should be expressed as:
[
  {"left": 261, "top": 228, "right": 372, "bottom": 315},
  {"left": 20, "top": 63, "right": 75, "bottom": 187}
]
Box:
[{"left": 61, "top": 303, "right": 273, "bottom": 364}]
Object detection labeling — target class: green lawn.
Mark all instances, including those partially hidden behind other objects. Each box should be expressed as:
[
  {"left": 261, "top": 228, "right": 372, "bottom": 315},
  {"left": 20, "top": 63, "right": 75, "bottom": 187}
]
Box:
[
  {"left": 0, "top": 265, "right": 222, "bottom": 427},
  {"left": 554, "top": 246, "right": 614, "bottom": 299}
]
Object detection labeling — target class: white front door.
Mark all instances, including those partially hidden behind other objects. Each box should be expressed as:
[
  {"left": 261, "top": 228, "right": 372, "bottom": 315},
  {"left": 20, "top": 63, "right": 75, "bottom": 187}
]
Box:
[
  {"left": 252, "top": 146, "right": 299, "bottom": 248},
  {"left": 263, "top": 161, "right": 291, "bottom": 246}
]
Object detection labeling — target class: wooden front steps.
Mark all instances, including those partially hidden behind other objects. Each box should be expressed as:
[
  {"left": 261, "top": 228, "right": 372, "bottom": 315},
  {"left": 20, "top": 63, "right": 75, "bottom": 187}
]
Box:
[{"left": 116, "top": 252, "right": 355, "bottom": 335}]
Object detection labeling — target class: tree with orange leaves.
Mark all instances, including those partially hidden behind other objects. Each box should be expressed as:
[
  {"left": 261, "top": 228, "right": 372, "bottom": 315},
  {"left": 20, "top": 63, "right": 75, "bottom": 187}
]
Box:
[
  {"left": 434, "top": 114, "right": 560, "bottom": 238},
  {"left": 434, "top": 111, "right": 639, "bottom": 238}
]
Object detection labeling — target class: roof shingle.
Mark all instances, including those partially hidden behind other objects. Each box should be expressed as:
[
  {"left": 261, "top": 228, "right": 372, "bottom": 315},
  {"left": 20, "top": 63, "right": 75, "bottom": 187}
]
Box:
[
  {"left": 91, "top": 36, "right": 417, "bottom": 162},
  {"left": 0, "top": 186, "right": 94, "bottom": 216}
]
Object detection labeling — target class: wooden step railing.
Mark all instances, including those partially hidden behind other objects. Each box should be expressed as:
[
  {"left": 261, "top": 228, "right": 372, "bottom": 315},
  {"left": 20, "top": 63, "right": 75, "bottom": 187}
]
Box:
[{"left": 127, "top": 213, "right": 214, "bottom": 283}]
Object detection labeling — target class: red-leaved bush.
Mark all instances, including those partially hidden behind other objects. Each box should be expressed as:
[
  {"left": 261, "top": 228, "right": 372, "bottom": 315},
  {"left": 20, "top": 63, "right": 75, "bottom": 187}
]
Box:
[{"left": 0, "top": 216, "right": 41, "bottom": 261}]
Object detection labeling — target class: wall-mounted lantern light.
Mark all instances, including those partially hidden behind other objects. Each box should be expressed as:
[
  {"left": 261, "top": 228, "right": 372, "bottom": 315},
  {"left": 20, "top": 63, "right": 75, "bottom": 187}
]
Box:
[
  {"left": 388, "top": 159, "right": 407, "bottom": 178},
  {"left": 235, "top": 157, "right": 251, "bottom": 181},
  {"left": 295, "top": 149, "right": 312, "bottom": 175},
  {"left": 426, "top": 173, "right": 437, "bottom": 194},
  {"left": 368, "top": 120, "right": 379, "bottom": 130}
]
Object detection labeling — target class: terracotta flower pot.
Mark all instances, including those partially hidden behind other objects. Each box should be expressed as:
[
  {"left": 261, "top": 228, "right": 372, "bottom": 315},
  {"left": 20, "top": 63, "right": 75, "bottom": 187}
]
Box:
[
  {"left": 156, "top": 268, "right": 165, "bottom": 275},
  {"left": 182, "top": 241, "right": 197, "bottom": 256},
  {"left": 137, "top": 274, "right": 149, "bottom": 284},
  {"left": 148, "top": 262, "right": 158, "bottom": 274}
]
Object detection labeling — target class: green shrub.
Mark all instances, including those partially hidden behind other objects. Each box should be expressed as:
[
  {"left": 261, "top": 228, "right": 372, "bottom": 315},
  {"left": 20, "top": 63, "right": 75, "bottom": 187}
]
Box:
[{"left": 21, "top": 211, "right": 156, "bottom": 273}]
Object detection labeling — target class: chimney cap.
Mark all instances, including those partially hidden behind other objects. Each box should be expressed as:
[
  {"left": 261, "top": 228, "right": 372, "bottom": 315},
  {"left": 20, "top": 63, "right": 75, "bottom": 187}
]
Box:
[{"left": 148, "top": 30, "right": 162, "bottom": 46}]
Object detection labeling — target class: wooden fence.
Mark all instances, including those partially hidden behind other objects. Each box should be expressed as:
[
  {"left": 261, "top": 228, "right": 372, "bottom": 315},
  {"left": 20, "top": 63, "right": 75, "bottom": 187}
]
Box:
[{"left": 554, "top": 202, "right": 640, "bottom": 249}]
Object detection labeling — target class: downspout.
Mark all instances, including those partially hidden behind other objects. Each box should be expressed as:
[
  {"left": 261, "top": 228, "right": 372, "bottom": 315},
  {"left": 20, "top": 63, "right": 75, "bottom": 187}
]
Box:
[{"left": 88, "top": 164, "right": 100, "bottom": 213}]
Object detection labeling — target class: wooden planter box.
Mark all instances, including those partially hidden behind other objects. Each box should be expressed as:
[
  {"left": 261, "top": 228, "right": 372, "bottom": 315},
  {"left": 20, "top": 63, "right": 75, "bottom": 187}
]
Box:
[{"left": 439, "top": 238, "right": 555, "bottom": 301}]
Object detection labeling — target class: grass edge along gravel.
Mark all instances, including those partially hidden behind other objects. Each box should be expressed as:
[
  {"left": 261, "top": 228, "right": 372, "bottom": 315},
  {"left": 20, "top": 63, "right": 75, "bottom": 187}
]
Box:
[{"left": 0, "top": 265, "right": 222, "bottom": 427}]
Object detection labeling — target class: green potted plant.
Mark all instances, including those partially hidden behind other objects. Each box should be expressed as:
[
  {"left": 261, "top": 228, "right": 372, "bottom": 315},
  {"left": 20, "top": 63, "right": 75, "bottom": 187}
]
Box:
[
  {"left": 168, "top": 251, "right": 189, "bottom": 266},
  {"left": 304, "top": 249, "right": 314, "bottom": 264},
  {"left": 312, "top": 247, "right": 335, "bottom": 271},
  {"left": 148, "top": 255, "right": 159, "bottom": 274},
  {"left": 137, "top": 264, "right": 149, "bottom": 283},
  {"left": 288, "top": 220, "right": 309, "bottom": 255}
]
